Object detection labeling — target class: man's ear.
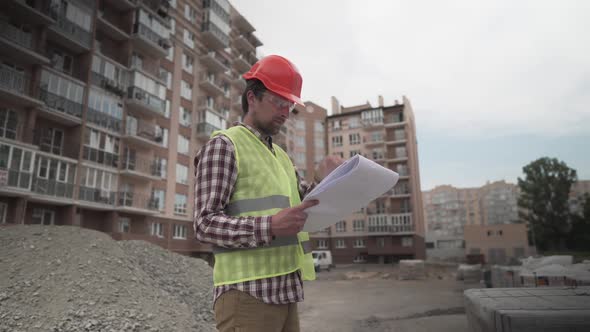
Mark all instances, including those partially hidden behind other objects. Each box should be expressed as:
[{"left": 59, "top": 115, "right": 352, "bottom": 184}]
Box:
[{"left": 246, "top": 90, "right": 257, "bottom": 107}]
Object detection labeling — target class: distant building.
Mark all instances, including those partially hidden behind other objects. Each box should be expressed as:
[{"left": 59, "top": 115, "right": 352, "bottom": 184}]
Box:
[
  {"left": 464, "top": 224, "right": 534, "bottom": 265},
  {"left": 310, "top": 96, "right": 426, "bottom": 264},
  {"left": 569, "top": 180, "right": 590, "bottom": 215}
]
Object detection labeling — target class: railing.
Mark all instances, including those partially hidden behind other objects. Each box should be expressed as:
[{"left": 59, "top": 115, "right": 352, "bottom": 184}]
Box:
[
  {"left": 0, "top": 66, "right": 29, "bottom": 95},
  {"left": 0, "top": 20, "right": 33, "bottom": 49},
  {"left": 118, "top": 191, "right": 159, "bottom": 211},
  {"left": 49, "top": 11, "right": 92, "bottom": 48},
  {"left": 126, "top": 86, "right": 166, "bottom": 115},
  {"left": 121, "top": 155, "right": 159, "bottom": 177},
  {"left": 367, "top": 213, "right": 413, "bottom": 233},
  {"left": 79, "top": 186, "right": 117, "bottom": 205},
  {"left": 125, "top": 119, "right": 163, "bottom": 144},
  {"left": 90, "top": 71, "right": 127, "bottom": 97},
  {"left": 200, "top": 74, "right": 224, "bottom": 89},
  {"left": 38, "top": 88, "right": 83, "bottom": 118},
  {"left": 133, "top": 22, "right": 168, "bottom": 51},
  {"left": 82, "top": 146, "right": 119, "bottom": 168},
  {"left": 87, "top": 108, "right": 123, "bottom": 133},
  {"left": 368, "top": 225, "right": 414, "bottom": 233},
  {"left": 31, "top": 178, "right": 75, "bottom": 199},
  {"left": 204, "top": 51, "right": 230, "bottom": 69},
  {"left": 201, "top": 20, "right": 229, "bottom": 47}
]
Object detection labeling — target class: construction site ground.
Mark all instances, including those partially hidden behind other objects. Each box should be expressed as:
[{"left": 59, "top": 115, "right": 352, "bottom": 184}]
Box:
[{"left": 300, "top": 263, "right": 479, "bottom": 332}]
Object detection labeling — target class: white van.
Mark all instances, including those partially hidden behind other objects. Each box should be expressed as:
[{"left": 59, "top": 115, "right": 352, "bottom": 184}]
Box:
[{"left": 312, "top": 250, "right": 334, "bottom": 272}]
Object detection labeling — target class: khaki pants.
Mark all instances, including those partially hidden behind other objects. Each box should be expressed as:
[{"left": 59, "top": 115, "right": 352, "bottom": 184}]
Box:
[{"left": 214, "top": 290, "right": 300, "bottom": 332}]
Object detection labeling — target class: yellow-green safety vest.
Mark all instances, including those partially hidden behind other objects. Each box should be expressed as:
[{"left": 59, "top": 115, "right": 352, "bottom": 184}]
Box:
[{"left": 211, "top": 126, "right": 316, "bottom": 286}]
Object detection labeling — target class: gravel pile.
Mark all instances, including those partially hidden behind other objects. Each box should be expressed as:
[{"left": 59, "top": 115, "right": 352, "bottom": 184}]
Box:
[{"left": 0, "top": 225, "right": 215, "bottom": 332}]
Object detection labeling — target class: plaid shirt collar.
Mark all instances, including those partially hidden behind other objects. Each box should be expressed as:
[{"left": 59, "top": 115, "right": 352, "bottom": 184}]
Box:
[{"left": 234, "top": 122, "right": 274, "bottom": 151}]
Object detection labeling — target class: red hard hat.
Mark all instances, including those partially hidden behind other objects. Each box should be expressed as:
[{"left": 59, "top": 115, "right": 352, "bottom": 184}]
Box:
[{"left": 243, "top": 55, "right": 304, "bottom": 106}]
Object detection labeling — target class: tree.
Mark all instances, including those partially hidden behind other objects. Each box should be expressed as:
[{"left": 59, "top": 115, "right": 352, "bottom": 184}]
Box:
[
  {"left": 517, "top": 157, "right": 577, "bottom": 251},
  {"left": 569, "top": 194, "right": 590, "bottom": 251}
]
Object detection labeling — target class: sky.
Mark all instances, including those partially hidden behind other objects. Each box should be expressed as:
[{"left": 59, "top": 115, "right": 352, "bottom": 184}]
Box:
[{"left": 231, "top": 0, "right": 590, "bottom": 190}]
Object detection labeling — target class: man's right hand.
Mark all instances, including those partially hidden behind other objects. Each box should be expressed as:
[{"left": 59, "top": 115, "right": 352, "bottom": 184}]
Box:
[{"left": 270, "top": 200, "right": 319, "bottom": 237}]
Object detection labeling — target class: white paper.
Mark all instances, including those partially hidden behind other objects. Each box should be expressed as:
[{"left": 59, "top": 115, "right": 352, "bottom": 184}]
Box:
[{"left": 302, "top": 155, "right": 399, "bottom": 232}]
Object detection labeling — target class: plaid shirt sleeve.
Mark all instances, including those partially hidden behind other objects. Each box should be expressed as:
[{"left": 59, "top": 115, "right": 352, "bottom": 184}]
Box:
[{"left": 193, "top": 136, "right": 272, "bottom": 248}]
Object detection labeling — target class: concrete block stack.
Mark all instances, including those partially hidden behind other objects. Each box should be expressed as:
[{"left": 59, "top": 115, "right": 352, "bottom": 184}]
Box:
[
  {"left": 457, "top": 264, "right": 483, "bottom": 283},
  {"left": 464, "top": 287, "right": 590, "bottom": 332},
  {"left": 399, "top": 259, "right": 426, "bottom": 280}
]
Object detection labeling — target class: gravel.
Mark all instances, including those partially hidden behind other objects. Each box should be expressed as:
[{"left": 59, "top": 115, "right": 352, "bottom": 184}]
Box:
[{"left": 0, "top": 225, "right": 215, "bottom": 332}]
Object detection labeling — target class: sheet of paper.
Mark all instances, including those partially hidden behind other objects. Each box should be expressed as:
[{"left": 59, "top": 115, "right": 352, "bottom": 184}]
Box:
[{"left": 302, "top": 155, "right": 399, "bottom": 232}]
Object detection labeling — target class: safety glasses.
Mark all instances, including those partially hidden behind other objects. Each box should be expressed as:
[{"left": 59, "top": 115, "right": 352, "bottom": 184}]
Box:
[{"left": 264, "top": 92, "right": 296, "bottom": 112}]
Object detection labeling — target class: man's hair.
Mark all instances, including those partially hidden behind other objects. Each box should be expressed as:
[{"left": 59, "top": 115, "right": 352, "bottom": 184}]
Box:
[{"left": 242, "top": 79, "right": 267, "bottom": 115}]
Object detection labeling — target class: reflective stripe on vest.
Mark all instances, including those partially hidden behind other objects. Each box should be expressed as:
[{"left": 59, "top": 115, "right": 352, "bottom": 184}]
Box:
[
  {"left": 213, "top": 235, "right": 299, "bottom": 254},
  {"left": 226, "top": 195, "right": 290, "bottom": 215}
]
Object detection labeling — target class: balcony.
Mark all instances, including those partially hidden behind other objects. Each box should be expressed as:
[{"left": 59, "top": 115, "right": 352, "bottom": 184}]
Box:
[
  {"left": 126, "top": 86, "right": 166, "bottom": 117},
  {"left": 232, "top": 75, "right": 247, "bottom": 90},
  {"left": 232, "top": 54, "right": 253, "bottom": 74},
  {"left": 117, "top": 191, "right": 159, "bottom": 215},
  {"left": 200, "top": 52, "right": 230, "bottom": 73},
  {"left": 97, "top": 12, "right": 130, "bottom": 41},
  {"left": 120, "top": 155, "right": 160, "bottom": 181},
  {"left": 131, "top": 22, "right": 169, "bottom": 58},
  {"left": 0, "top": 66, "right": 43, "bottom": 108},
  {"left": 47, "top": 11, "right": 92, "bottom": 54},
  {"left": 87, "top": 108, "right": 123, "bottom": 134},
  {"left": 233, "top": 34, "right": 261, "bottom": 54},
  {"left": 90, "top": 69, "right": 128, "bottom": 98},
  {"left": 101, "top": 0, "right": 137, "bottom": 12},
  {"left": 195, "top": 122, "right": 220, "bottom": 140},
  {"left": 383, "top": 185, "right": 411, "bottom": 198},
  {"left": 31, "top": 177, "right": 75, "bottom": 201},
  {"left": 78, "top": 186, "right": 117, "bottom": 207},
  {"left": 384, "top": 120, "right": 406, "bottom": 128},
  {"left": 201, "top": 20, "right": 229, "bottom": 50},
  {"left": 0, "top": 0, "right": 55, "bottom": 26},
  {"left": 37, "top": 88, "right": 83, "bottom": 126},
  {"left": 199, "top": 74, "right": 225, "bottom": 97},
  {"left": 82, "top": 146, "right": 119, "bottom": 168},
  {"left": 0, "top": 20, "right": 50, "bottom": 65},
  {"left": 367, "top": 213, "right": 414, "bottom": 234},
  {"left": 123, "top": 120, "right": 163, "bottom": 148},
  {"left": 232, "top": 12, "right": 255, "bottom": 34}
]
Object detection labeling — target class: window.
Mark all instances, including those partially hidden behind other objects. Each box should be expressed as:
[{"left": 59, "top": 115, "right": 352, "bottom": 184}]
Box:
[
  {"left": 83, "top": 129, "right": 119, "bottom": 167},
  {"left": 295, "top": 120, "right": 305, "bottom": 130},
  {"left": 353, "top": 220, "right": 365, "bottom": 232},
  {"left": 353, "top": 239, "right": 366, "bottom": 248},
  {"left": 335, "top": 239, "right": 346, "bottom": 248},
  {"left": 183, "top": 29, "right": 195, "bottom": 49},
  {"left": 87, "top": 89, "right": 124, "bottom": 132},
  {"left": 31, "top": 208, "right": 55, "bottom": 225},
  {"left": 151, "top": 189, "right": 165, "bottom": 211},
  {"left": 179, "top": 107, "right": 191, "bottom": 126},
  {"left": 63, "top": 2, "right": 92, "bottom": 31},
  {"left": 372, "top": 148, "right": 384, "bottom": 160},
  {"left": 332, "top": 120, "right": 341, "bottom": 130},
  {"left": 349, "top": 117, "right": 360, "bottom": 129},
  {"left": 184, "top": 4, "right": 197, "bottom": 23},
  {"left": 166, "top": 46, "right": 174, "bottom": 61},
  {"left": 161, "top": 68, "right": 172, "bottom": 89},
  {"left": 156, "top": 126, "right": 168, "bottom": 147},
  {"left": 48, "top": 48, "right": 74, "bottom": 75},
  {"left": 173, "top": 224, "right": 187, "bottom": 239},
  {"left": 317, "top": 239, "right": 328, "bottom": 249},
  {"left": 164, "top": 99, "right": 171, "bottom": 118},
  {"left": 119, "top": 218, "right": 130, "bottom": 233},
  {"left": 155, "top": 157, "right": 167, "bottom": 178},
  {"left": 176, "top": 164, "right": 188, "bottom": 184},
  {"left": 181, "top": 80, "right": 192, "bottom": 100},
  {"left": 331, "top": 136, "right": 342, "bottom": 147},
  {"left": 395, "top": 146, "right": 407, "bottom": 158},
  {"left": 0, "top": 109, "right": 18, "bottom": 140},
  {"left": 335, "top": 221, "right": 346, "bottom": 232},
  {"left": 40, "top": 70, "right": 85, "bottom": 104},
  {"left": 361, "top": 108, "right": 383, "bottom": 125},
  {"left": 497, "top": 230, "right": 503, "bottom": 236},
  {"left": 182, "top": 53, "right": 193, "bottom": 73},
  {"left": 295, "top": 136, "right": 305, "bottom": 147},
  {"left": 151, "top": 222, "right": 164, "bottom": 237},
  {"left": 177, "top": 135, "right": 189, "bottom": 155},
  {"left": 349, "top": 133, "right": 361, "bottom": 145},
  {"left": 402, "top": 237, "right": 413, "bottom": 247},
  {"left": 487, "top": 230, "right": 492, "bottom": 236},
  {"left": 377, "top": 238, "right": 386, "bottom": 248},
  {"left": 294, "top": 152, "right": 305, "bottom": 165},
  {"left": 174, "top": 194, "right": 187, "bottom": 215},
  {"left": 371, "top": 131, "right": 382, "bottom": 143}
]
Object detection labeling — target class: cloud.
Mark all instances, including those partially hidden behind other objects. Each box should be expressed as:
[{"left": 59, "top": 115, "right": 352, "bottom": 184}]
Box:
[{"left": 231, "top": 0, "right": 590, "bottom": 138}]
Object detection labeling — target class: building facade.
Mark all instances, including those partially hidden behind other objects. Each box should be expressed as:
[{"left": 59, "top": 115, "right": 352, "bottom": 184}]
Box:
[
  {"left": 423, "top": 180, "right": 519, "bottom": 261},
  {"left": 0, "top": 0, "right": 262, "bottom": 260},
  {"left": 310, "top": 96, "right": 426, "bottom": 264},
  {"left": 464, "top": 223, "right": 533, "bottom": 265}
]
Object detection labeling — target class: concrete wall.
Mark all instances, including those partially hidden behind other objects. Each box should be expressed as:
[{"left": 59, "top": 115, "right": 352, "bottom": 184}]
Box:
[{"left": 464, "top": 223, "right": 531, "bottom": 265}]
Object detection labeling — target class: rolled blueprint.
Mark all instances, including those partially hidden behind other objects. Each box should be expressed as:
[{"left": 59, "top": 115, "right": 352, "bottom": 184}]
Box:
[{"left": 302, "top": 155, "right": 399, "bottom": 232}]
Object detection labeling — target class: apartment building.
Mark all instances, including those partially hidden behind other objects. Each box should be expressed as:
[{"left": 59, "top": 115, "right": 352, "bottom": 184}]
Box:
[
  {"left": 311, "top": 96, "right": 426, "bottom": 264},
  {"left": 569, "top": 180, "right": 590, "bottom": 215},
  {"left": 0, "top": 0, "right": 262, "bottom": 260},
  {"left": 424, "top": 180, "right": 519, "bottom": 260}
]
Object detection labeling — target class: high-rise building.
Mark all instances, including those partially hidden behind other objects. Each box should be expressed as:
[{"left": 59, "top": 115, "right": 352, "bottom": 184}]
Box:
[
  {"left": 0, "top": 0, "right": 262, "bottom": 260},
  {"left": 312, "top": 96, "right": 426, "bottom": 264}
]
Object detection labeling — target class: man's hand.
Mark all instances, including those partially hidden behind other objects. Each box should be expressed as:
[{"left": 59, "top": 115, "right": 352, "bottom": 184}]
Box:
[
  {"left": 315, "top": 155, "right": 345, "bottom": 182},
  {"left": 270, "top": 200, "right": 319, "bottom": 237}
]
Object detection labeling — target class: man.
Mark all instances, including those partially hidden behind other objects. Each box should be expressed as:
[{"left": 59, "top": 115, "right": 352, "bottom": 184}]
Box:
[{"left": 193, "top": 55, "right": 342, "bottom": 331}]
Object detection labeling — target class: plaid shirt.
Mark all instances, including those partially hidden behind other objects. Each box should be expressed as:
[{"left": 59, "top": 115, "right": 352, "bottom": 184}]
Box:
[{"left": 193, "top": 123, "right": 315, "bottom": 305}]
